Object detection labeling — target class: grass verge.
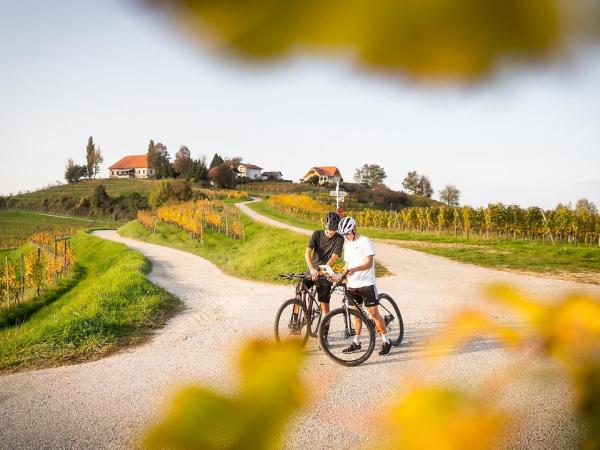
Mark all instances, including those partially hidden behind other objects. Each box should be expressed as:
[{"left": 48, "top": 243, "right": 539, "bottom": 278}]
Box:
[
  {"left": 0, "top": 232, "right": 180, "bottom": 372},
  {"left": 247, "top": 200, "right": 600, "bottom": 282},
  {"left": 0, "top": 210, "right": 117, "bottom": 249}
]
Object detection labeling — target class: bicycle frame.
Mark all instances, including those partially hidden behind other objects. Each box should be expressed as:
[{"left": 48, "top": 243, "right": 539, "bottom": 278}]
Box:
[{"left": 330, "top": 282, "right": 371, "bottom": 338}]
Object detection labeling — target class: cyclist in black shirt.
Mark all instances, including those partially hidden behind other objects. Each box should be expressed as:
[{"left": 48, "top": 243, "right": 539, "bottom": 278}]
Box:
[{"left": 304, "top": 211, "right": 344, "bottom": 316}]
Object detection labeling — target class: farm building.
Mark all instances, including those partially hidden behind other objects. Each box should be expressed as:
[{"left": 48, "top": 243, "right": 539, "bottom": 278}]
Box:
[
  {"left": 108, "top": 155, "right": 154, "bottom": 179},
  {"left": 301, "top": 166, "right": 342, "bottom": 185},
  {"left": 261, "top": 171, "right": 283, "bottom": 181}
]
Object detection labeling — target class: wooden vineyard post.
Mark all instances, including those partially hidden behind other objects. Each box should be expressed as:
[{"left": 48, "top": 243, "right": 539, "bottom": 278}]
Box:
[
  {"left": 225, "top": 213, "right": 229, "bottom": 238},
  {"left": 200, "top": 210, "right": 204, "bottom": 245},
  {"left": 5, "top": 256, "right": 10, "bottom": 306},
  {"left": 20, "top": 253, "right": 25, "bottom": 301},
  {"left": 153, "top": 221, "right": 156, "bottom": 236},
  {"left": 242, "top": 222, "right": 245, "bottom": 243},
  {"left": 64, "top": 239, "right": 67, "bottom": 271},
  {"left": 54, "top": 238, "right": 57, "bottom": 258}
]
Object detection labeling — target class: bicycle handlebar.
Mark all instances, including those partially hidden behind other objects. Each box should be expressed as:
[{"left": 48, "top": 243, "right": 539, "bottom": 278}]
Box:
[
  {"left": 278, "top": 273, "right": 310, "bottom": 280},
  {"left": 278, "top": 270, "right": 349, "bottom": 286}
]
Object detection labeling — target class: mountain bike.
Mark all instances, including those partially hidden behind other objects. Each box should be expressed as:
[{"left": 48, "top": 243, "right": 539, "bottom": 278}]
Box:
[
  {"left": 318, "top": 276, "right": 404, "bottom": 366},
  {"left": 274, "top": 273, "right": 322, "bottom": 346}
]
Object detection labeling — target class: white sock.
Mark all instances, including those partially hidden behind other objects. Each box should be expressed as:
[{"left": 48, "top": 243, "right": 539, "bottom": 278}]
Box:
[
  {"left": 353, "top": 335, "right": 361, "bottom": 345},
  {"left": 381, "top": 333, "right": 390, "bottom": 344}
]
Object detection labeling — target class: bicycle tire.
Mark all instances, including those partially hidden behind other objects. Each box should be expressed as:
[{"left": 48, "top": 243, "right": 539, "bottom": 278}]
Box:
[
  {"left": 319, "top": 308, "right": 375, "bottom": 366},
  {"left": 377, "top": 293, "right": 404, "bottom": 347},
  {"left": 274, "top": 298, "right": 310, "bottom": 347}
]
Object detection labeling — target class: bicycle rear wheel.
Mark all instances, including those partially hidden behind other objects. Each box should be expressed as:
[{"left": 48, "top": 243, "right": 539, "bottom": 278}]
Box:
[
  {"left": 274, "top": 298, "right": 310, "bottom": 346},
  {"left": 377, "top": 293, "right": 404, "bottom": 347},
  {"left": 319, "top": 308, "right": 375, "bottom": 366}
]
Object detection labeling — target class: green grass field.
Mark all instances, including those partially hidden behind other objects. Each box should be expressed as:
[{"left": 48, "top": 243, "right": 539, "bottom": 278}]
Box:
[
  {"left": 0, "top": 232, "right": 180, "bottom": 371},
  {"left": 10, "top": 178, "right": 159, "bottom": 200},
  {"left": 0, "top": 210, "right": 117, "bottom": 249},
  {"left": 119, "top": 213, "right": 389, "bottom": 285},
  {"left": 248, "top": 200, "right": 600, "bottom": 282}
]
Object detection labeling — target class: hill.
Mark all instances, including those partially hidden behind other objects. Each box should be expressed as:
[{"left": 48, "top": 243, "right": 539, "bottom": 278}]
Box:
[
  {"left": 237, "top": 181, "right": 441, "bottom": 210},
  {"left": 1, "top": 178, "right": 158, "bottom": 220}
]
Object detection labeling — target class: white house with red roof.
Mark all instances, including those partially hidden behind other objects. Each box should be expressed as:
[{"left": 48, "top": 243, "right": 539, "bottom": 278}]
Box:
[
  {"left": 108, "top": 155, "right": 154, "bottom": 179},
  {"left": 301, "top": 166, "right": 342, "bottom": 185},
  {"left": 237, "top": 163, "right": 263, "bottom": 180}
]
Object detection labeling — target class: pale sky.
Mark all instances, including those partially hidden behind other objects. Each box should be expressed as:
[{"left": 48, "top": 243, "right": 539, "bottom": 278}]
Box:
[{"left": 1, "top": 0, "right": 599, "bottom": 209}]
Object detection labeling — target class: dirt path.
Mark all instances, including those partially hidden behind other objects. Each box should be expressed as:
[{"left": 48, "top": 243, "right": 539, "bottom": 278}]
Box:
[{"left": 1, "top": 206, "right": 599, "bottom": 449}]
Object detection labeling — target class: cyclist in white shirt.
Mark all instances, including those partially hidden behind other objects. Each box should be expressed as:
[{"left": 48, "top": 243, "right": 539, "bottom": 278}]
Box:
[{"left": 337, "top": 216, "right": 392, "bottom": 356}]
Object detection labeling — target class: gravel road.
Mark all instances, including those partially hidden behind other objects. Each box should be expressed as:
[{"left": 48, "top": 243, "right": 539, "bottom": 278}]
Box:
[{"left": 1, "top": 202, "right": 598, "bottom": 449}]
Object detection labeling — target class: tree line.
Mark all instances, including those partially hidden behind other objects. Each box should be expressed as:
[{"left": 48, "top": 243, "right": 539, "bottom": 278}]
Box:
[
  {"left": 354, "top": 164, "right": 458, "bottom": 205},
  {"left": 64, "top": 136, "right": 244, "bottom": 189}
]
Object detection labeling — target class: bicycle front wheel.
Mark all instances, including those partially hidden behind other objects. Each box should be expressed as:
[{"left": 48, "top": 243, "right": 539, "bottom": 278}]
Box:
[
  {"left": 319, "top": 308, "right": 375, "bottom": 366},
  {"left": 274, "top": 298, "right": 310, "bottom": 346},
  {"left": 377, "top": 293, "right": 404, "bottom": 347}
]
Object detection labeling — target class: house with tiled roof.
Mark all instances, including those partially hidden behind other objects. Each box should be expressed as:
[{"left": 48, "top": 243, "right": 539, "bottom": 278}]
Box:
[
  {"left": 237, "top": 163, "right": 263, "bottom": 180},
  {"left": 301, "top": 166, "right": 342, "bottom": 185},
  {"left": 108, "top": 155, "right": 154, "bottom": 179}
]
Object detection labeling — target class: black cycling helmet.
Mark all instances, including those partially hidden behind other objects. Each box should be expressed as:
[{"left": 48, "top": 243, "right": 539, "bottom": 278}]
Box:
[{"left": 325, "top": 211, "right": 341, "bottom": 231}]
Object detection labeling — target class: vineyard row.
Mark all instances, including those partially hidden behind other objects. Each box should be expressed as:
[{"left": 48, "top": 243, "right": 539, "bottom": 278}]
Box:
[
  {"left": 1, "top": 231, "right": 75, "bottom": 305},
  {"left": 267, "top": 195, "right": 600, "bottom": 245},
  {"left": 138, "top": 200, "right": 245, "bottom": 243}
]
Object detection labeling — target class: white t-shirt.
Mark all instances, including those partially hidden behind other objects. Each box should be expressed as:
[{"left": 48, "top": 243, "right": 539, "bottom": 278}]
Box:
[{"left": 344, "top": 235, "right": 376, "bottom": 288}]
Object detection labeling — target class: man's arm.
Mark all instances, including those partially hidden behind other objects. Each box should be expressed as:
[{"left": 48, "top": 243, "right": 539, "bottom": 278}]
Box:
[
  {"left": 305, "top": 247, "right": 318, "bottom": 279},
  {"left": 325, "top": 253, "right": 339, "bottom": 267},
  {"left": 347, "top": 255, "right": 374, "bottom": 276}
]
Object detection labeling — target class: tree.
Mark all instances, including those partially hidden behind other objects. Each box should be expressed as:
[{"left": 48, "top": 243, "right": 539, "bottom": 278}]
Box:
[
  {"left": 64, "top": 158, "right": 88, "bottom": 183},
  {"left": 212, "top": 163, "right": 236, "bottom": 188},
  {"left": 209, "top": 153, "right": 224, "bottom": 169},
  {"left": 90, "top": 184, "right": 111, "bottom": 214},
  {"left": 149, "top": 179, "right": 193, "bottom": 208},
  {"left": 225, "top": 156, "right": 243, "bottom": 169},
  {"left": 86, "top": 136, "right": 95, "bottom": 179},
  {"left": 173, "top": 146, "right": 192, "bottom": 178},
  {"left": 353, "top": 164, "right": 387, "bottom": 187},
  {"left": 575, "top": 198, "right": 598, "bottom": 215},
  {"left": 416, "top": 176, "right": 433, "bottom": 198},
  {"left": 191, "top": 156, "right": 209, "bottom": 182},
  {"left": 153, "top": 143, "right": 172, "bottom": 179},
  {"left": 147, "top": 139, "right": 158, "bottom": 176},
  {"left": 93, "top": 146, "right": 104, "bottom": 178},
  {"left": 402, "top": 171, "right": 420, "bottom": 194},
  {"left": 439, "top": 185, "right": 460, "bottom": 206}
]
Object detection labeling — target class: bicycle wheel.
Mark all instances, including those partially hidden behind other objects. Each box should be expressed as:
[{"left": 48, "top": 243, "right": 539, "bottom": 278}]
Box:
[
  {"left": 274, "top": 298, "right": 310, "bottom": 346},
  {"left": 377, "top": 293, "right": 404, "bottom": 347},
  {"left": 319, "top": 308, "right": 375, "bottom": 366}
]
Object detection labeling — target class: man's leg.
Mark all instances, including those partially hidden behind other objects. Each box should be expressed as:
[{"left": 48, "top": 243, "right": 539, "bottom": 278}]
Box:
[{"left": 368, "top": 306, "right": 387, "bottom": 335}]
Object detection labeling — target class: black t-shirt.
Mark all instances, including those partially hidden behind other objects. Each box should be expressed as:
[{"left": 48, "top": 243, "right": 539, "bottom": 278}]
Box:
[{"left": 307, "top": 230, "right": 344, "bottom": 269}]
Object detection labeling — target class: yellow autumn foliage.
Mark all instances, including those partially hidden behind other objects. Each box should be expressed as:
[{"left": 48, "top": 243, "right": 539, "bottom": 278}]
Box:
[{"left": 156, "top": 200, "right": 244, "bottom": 241}]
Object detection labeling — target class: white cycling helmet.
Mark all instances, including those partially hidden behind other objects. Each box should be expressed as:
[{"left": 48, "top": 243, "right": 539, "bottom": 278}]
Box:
[{"left": 338, "top": 216, "right": 356, "bottom": 235}]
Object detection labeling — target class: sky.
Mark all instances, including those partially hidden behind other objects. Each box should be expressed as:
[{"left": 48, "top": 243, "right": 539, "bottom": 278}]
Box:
[{"left": 0, "top": 0, "right": 599, "bottom": 209}]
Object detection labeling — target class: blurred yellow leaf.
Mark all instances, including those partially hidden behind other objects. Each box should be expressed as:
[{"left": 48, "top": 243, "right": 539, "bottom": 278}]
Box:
[
  {"left": 150, "top": 0, "right": 582, "bottom": 80},
  {"left": 143, "top": 339, "right": 304, "bottom": 450},
  {"left": 382, "top": 386, "right": 509, "bottom": 450},
  {"left": 426, "top": 309, "right": 521, "bottom": 359}
]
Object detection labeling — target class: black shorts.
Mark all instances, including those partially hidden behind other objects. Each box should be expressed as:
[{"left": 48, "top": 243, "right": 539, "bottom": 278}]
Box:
[
  {"left": 346, "top": 285, "right": 379, "bottom": 307},
  {"left": 302, "top": 278, "right": 333, "bottom": 304}
]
